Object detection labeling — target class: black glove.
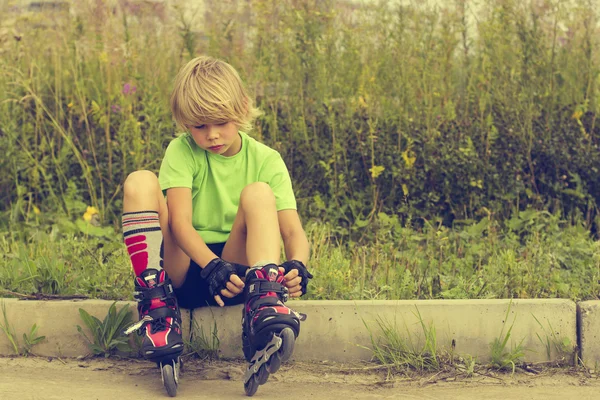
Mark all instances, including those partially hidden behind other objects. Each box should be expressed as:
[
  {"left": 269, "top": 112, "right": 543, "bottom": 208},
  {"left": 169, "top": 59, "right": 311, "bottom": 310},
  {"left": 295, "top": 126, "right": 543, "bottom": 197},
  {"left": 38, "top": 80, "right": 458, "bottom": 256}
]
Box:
[
  {"left": 281, "top": 260, "right": 313, "bottom": 296},
  {"left": 200, "top": 258, "right": 238, "bottom": 298},
  {"left": 232, "top": 262, "right": 249, "bottom": 278}
]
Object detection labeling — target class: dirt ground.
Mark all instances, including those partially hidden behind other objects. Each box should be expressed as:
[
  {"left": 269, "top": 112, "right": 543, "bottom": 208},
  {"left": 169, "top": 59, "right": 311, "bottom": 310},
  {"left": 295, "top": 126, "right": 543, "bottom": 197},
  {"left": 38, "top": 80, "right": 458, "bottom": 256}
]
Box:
[{"left": 2, "top": 356, "right": 600, "bottom": 400}]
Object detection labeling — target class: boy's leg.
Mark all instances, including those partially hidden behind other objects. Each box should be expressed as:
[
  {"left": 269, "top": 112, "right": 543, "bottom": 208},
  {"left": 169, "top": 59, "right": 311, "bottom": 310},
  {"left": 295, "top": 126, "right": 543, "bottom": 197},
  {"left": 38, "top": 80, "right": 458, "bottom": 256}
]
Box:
[
  {"left": 122, "top": 170, "right": 188, "bottom": 367},
  {"left": 221, "top": 182, "right": 280, "bottom": 266},
  {"left": 222, "top": 183, "right": 302, "bottom": 395},
  {"left": 123, "top": 170, "right": 190, "bottom": 287}
]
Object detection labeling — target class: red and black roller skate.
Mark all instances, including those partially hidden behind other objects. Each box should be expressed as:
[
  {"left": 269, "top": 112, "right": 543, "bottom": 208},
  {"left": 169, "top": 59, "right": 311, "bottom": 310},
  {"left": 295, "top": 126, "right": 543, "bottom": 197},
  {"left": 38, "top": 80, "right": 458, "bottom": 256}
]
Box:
[
  {"left": 241, "top": 264, "right": 306, "bottom": 396},
  {"left": 124, "top": 268, "right": 184, "bottom": 397}
]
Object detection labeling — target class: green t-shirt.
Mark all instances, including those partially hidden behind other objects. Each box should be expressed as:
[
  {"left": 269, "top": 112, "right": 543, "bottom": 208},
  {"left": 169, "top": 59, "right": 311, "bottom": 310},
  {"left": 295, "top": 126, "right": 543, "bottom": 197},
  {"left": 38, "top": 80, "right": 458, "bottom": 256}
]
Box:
[{"left": 158, "top": 131, "right": 297, "bottom": 244}]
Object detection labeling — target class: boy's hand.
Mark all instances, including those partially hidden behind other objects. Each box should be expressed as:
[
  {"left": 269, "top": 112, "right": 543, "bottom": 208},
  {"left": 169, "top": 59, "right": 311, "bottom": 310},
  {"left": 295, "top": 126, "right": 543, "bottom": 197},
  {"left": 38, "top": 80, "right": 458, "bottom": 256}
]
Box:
[
  {"left": 200, "top": 258, "right": 245, "bottom": 307},
  {"left": 280, "top": 260, "right": 313, "bottom": 298}
]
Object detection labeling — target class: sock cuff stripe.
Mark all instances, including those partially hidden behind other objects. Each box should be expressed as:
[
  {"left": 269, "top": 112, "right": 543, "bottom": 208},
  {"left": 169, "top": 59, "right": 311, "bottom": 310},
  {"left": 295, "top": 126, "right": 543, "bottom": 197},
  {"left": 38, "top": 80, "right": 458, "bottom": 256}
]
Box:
[
  {"left": 123, "top": 211, "right": 159, "bottom": 216},
  {"left": 122, "top": 218, "right": 160, "bottom": 225},
  {"left": 123, "top": 215, "right": 159, "bottom": 220},
  {"left": 123, "top": 227, "right": 162, "bottom": 237}
]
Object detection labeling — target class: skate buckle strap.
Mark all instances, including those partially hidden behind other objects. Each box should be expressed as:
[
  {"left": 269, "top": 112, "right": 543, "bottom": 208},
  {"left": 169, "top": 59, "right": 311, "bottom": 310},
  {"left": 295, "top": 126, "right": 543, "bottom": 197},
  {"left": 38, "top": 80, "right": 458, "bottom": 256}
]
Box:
[
  {"left": 248, "top": 281, "right": 286, "bottom": 295},
  {"left": 147, "top": 306, "right": 179, "bottom": 321},
  {"left": 133, "top": 283, "right": 174, "bottom": 302},
  {"left": 248, "top": 281, "right": 289, "bottom": 302},
  {"left": 124, "top": 315, "right": 153, "bottom": 335},
  {"left": 123, "top": 306, "right": 179, "bottom": 336}
]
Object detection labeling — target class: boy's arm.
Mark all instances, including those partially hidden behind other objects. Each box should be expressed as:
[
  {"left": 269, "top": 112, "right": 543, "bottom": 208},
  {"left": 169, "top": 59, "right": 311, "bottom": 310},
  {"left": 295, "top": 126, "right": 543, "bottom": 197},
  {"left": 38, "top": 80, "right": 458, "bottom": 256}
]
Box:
[
  {"left": 278, "top": 209, "right": 310, "bottom": 265},
  {"left": 278, "top": 209, "right": 311, "bottom": 298},
  {"left": 167, "top": 187, "right": 245, "bottom": 306},
  {"left": 167, "top": 187, "right": 217, "bottom": 267}
]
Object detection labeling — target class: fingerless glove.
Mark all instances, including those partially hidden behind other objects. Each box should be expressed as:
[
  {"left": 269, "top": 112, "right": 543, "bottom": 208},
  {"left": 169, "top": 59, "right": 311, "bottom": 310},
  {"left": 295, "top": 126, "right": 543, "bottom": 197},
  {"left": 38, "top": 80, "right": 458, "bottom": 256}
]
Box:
[{"left": 281, "top": 260, "right": 313, "bottom": 296}]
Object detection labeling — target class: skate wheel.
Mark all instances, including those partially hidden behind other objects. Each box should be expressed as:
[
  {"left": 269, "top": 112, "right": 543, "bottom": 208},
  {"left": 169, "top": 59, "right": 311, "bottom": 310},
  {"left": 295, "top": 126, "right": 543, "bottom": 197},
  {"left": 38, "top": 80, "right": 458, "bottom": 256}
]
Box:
[
  {"left": 244, "top": 375, "right": 259, "bottom": 397},
  {"left": 161, "top": 363, "right": 178, "bottom": 397},
  {"left": 279, "top": 327, "right": 295, "bottom": 363},
  {"left": 267, "top": 351, "right": 281, "bottom": 374},
  {"left": 257, "top": 364, "right": 269, "bottom": 384}
]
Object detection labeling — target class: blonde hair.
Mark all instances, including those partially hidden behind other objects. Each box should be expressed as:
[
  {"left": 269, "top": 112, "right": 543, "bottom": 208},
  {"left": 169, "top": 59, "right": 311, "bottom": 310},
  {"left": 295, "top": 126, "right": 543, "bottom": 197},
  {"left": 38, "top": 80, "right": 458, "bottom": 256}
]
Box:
[{"left": 170, "top": 56, "right": 261, "bottom": 132}]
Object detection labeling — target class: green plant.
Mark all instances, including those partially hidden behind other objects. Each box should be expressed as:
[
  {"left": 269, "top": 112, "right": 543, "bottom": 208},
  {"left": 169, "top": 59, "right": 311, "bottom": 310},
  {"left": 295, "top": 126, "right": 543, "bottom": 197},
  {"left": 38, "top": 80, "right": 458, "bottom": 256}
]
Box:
[
  {"left": 489, "top": 301, "right": 526, "bottom": 372},
  {"left": 0, "top": 302, "right": 45, "bottom": 356},
  {"left": 533, "top": 314, "right": 574, "bottom": 365},
  {"left": 0, "top": 302, "right": 19, "bottom": 354},
  {"left": 76, "top": 302, "right": 133, "bottom": 357},
  {"left": 21, "top": 324, "right": 46, "bottom": 357},
  {"left": 363, "top": 306, "right": 440, "bottom": 373},
  {"left": 185, "top": 318, "right": 220, "bottom": 361},
  {"left": 461, "top": 354, "right": 476, "bottom": 378}
]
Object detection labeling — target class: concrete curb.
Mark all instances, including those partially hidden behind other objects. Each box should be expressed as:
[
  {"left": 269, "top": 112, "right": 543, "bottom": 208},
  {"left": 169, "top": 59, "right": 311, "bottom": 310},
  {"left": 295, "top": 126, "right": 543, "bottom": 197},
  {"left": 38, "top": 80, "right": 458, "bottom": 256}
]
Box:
[
  {"left": 0, "top": 299, "right": 191, "bottom": 358},
  {"left": 577, "top": 301, "right": 600, "bottom": 368},
  {"left": 0, "top": 298, "right": 576, "bottom": 364},
  {"left": 193, "top": 299, "right": 576, "bottom": 363}
]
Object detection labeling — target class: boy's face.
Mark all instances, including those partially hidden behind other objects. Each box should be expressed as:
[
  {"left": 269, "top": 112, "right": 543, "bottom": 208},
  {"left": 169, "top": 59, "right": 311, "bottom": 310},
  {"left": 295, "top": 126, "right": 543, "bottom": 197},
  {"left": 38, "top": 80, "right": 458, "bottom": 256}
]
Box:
[{"left": 189, "top": 122, "right": 241, "bottom": 157}]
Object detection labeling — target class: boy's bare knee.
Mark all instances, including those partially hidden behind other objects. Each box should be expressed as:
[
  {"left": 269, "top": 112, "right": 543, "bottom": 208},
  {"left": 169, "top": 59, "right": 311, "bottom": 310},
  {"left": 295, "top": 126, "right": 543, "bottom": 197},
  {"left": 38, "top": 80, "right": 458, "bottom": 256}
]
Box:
[
  {"left": 240, "top": 182, "right": 276, "bottom": 208},
  {"left": 124, "top": 170, "right": 159, "bottom": 197}
]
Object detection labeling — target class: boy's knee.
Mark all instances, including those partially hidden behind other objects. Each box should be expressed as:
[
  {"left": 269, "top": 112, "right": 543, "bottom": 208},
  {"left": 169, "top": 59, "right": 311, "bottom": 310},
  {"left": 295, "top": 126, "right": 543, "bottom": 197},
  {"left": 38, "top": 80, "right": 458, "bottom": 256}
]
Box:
[
  {"left": 124, "top": 170, "right": 159, "bottom": 196},
  {"left": 240, "top": 182, "right": 275, "bottom": 207}
]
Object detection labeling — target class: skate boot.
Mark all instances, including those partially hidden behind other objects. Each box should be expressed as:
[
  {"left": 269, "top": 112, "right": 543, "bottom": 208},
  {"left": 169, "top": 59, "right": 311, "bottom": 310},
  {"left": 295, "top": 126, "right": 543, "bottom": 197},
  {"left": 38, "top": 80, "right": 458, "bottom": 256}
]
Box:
[
  {"left": 124, "top": 268, "right": 184, "bottom": 397},
  {"left": 241, "top": 264, "right": 306, "bottom": 396}
]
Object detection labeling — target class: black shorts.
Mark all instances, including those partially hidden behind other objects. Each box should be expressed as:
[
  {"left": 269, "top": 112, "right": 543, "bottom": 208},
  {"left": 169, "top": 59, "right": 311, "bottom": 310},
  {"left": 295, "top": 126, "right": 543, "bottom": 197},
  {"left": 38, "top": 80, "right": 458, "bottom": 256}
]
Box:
[{"left": 163, "top": 242, "right": 245, "bottom": 309}]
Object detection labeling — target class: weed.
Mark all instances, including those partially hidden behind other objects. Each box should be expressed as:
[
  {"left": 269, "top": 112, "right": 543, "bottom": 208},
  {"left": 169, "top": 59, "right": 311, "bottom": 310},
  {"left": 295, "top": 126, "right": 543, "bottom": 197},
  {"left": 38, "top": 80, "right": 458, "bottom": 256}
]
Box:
[
  {"left": 0, "top": 302, "right": 45, "bottom": 356},
  {"left": 489, "top": 301, "right": 526, "bottom": 372},
  {"left": 185, "top": 317, "right": 220, "bottom": 361},
  {"left": 0, "top": 302, "right": 19, "bottom": 354},
  {"left": 21, "top": 324, "right": 46, "bottom": 357},
  {"left": 363, "top": 306, "right": 440, "bottom": 374},
  {"left": 76, "top": 302, "right": 133, "bottom": 357},
  {"left": 533, "top": 314, "right": 574, "bottom": 365}
]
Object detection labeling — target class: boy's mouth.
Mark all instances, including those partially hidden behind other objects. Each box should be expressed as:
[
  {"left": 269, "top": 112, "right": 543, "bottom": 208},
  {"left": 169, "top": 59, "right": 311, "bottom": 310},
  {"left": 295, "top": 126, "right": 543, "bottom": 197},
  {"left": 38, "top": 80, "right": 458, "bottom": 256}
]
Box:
[{"left": 209, "top": 145, "right": 224, "bottom": 152}]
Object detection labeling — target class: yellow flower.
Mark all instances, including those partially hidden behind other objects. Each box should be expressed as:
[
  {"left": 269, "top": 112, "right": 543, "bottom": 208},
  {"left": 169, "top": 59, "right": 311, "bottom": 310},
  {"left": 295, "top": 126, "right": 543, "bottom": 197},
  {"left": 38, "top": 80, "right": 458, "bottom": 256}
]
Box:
[
  {"left": 33, "top": 205, "right": 41, "bottom": 215},
  {"left": 67, "top": 102, "right": 73, "bottom": 108},
  {"left": 402, "top": 150, "right": 416, "bottom": 169},
  {"left": 369, "top": 165, "right": 385, "bottom": 179},
  {"left": 83, "top": 206, "right": 99, "bottom": 222},
  {"left": 358, "top": 96, "right": 367, "bottom": 108},
  {"left": 402, "top": 184, "right": 409, "bottom": 196},
  {"left": 572, "top": 110, "right": 583, "bottom": 120}
]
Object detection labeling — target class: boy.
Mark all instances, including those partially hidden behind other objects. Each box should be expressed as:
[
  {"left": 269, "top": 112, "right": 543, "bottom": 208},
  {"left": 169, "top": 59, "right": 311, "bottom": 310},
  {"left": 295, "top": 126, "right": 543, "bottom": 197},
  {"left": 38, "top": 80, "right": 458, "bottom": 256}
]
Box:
[{"left": 121, "top": 56, "right": 313, "bottom": 395}]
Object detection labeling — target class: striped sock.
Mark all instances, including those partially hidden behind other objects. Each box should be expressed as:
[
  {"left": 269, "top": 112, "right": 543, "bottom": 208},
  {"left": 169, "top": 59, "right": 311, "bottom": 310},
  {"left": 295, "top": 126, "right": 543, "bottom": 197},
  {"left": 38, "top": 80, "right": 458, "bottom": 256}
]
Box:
[{"left": 122, "top": 211, "right": 163, "bottom": 276}]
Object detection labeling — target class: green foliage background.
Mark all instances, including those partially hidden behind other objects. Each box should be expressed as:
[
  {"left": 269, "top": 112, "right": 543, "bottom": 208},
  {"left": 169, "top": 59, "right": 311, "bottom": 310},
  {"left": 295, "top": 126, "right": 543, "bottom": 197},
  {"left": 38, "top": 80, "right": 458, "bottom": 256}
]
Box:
[{"left": 0, "top": 0, "right": 598, "bottom": 301}]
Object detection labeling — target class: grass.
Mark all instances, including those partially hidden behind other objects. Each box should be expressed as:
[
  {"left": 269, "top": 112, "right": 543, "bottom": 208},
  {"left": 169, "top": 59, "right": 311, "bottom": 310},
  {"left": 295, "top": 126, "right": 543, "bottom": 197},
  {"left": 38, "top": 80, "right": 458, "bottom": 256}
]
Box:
[
  {"left": 0, "top": 302, "right": 19, "bottom": 354},
  {"left": 0, "top": 209, "right": 598, "bottom": 302},
  {"left": 185, "top": 317, "right": 220, "bottom": 361},
  {"left": 489, "top": 301, "right": 526, "bottom": 373},
  {"left": 533, "top": 314, "right": 575, "bottom": 366},
  {"left": 363, "top": 306, "right": 442, "bottom": 375},
  {"left": 0, "top": 301, "right": 46, "bottom": 356}
]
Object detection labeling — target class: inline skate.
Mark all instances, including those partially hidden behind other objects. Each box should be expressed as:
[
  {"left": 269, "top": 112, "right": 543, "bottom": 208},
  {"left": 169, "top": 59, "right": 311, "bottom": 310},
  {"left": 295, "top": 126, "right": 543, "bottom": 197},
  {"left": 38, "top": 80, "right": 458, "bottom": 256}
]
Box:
[
  {"left": 124, "top": 268, "right": 184, "bottom": 397},
  {"left": 241, "top": 264, "right": 306, "bottom": 396}
]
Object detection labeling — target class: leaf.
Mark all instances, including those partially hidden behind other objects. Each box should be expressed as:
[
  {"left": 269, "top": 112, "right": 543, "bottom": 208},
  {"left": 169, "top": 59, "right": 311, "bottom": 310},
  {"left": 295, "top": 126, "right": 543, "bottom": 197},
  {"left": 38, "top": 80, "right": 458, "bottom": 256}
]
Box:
[{"left": 75, "top": 219, "right": 114, "bottom": 238}]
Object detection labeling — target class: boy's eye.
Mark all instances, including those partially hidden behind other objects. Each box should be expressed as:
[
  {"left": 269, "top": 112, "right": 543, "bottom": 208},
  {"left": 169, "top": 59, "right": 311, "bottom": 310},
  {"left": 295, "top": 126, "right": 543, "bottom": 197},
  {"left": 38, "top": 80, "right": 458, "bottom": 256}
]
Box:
[{"left": 194, "top": 125, "right": 205, "bottom": 129}]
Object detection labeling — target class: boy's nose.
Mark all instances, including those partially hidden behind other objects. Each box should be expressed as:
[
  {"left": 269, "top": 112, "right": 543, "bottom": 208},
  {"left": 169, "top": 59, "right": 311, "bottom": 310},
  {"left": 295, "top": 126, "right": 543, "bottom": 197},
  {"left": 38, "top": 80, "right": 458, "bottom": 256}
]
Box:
[{"left": 207, "top": 125, "right": 219, "bottom": 140}]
